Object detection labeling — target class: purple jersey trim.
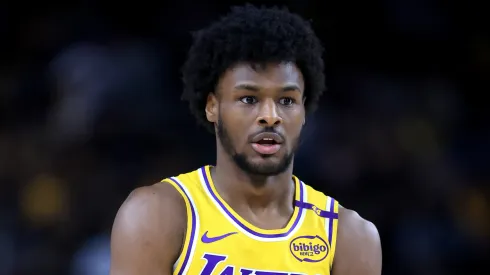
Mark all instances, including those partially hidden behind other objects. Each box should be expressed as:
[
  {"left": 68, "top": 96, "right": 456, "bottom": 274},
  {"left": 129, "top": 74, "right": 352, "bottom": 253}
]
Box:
[
  {"left": 168, "top": 177, "right": 197, "bottom": 275},
  {"left": 294, "top": 200, "right": 339, "bottom": 219},
  {"left": 328, "top": 198, "right": 335, "bottom": 244},
  {"left": 201, "top": 166, "right": 304, "bottom": 238}
]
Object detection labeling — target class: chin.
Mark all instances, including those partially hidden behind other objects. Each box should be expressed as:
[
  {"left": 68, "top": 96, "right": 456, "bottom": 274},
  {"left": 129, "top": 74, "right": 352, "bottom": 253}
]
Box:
[
  {"left": 250, "top": 157, "right": 281, "bottom": 166},
  {"left": 246, "top": 164, "right": 286, "bottom": 176},
  {"left": 233, "top": 153, "right": 291, "bottom": 176},
  {"left": 249, "top": 153, "right": 284, "bottom": 164}
]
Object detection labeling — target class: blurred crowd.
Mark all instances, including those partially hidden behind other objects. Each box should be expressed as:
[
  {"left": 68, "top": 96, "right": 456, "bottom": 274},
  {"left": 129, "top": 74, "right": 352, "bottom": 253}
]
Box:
[{"left": 0, "top": 1, "right": 489, "bottom": 275}]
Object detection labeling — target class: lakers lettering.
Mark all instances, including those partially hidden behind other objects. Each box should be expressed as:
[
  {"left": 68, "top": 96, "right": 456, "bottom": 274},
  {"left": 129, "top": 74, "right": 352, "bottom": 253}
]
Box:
[
  {"left": 289, "top": 235, "right": 329, "bottom": 263},
  {"left": 200, "top": 253, "right": 314, "bottom": 275}
]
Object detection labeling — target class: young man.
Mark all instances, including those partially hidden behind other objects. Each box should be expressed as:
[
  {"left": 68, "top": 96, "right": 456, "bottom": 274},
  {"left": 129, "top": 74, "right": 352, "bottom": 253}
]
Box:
[{"left": 110, "top": 5, "right": 382, "bottom": 275}]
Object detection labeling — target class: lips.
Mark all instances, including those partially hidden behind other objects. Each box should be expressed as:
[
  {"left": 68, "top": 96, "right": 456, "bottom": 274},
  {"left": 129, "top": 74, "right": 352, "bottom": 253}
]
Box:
[
  {"left": 251, "top": 143, "right": 281, "bottom": 155},
  {"left": 251, "top": 132, "right": 284, "bottom": 144},
  {"left": 250, "top": 132, "right": 284, "bottom": 155}
]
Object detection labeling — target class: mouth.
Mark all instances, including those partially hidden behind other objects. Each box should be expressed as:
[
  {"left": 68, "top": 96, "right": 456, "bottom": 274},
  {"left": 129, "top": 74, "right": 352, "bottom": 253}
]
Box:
[{"left": 251, "top": 137, "right": 282, "bottom": 155}]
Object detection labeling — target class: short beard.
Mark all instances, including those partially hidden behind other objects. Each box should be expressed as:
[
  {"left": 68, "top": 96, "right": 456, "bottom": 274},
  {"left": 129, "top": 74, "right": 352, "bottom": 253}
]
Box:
[{"left": 216, "top": 115, "right": 298, "bottom": 177}]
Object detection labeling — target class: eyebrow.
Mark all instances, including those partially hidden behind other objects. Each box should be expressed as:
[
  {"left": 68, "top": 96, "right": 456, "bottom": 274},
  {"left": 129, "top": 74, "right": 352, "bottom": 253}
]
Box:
[{"left": 234, "top": 82, "right": 301, "bottom": 92}]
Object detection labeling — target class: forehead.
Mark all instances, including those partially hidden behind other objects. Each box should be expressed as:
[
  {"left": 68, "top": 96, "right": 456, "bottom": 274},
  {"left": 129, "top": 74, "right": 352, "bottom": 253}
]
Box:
[{"left": 218, "top": 62, "right": 304, "bottom": 90}]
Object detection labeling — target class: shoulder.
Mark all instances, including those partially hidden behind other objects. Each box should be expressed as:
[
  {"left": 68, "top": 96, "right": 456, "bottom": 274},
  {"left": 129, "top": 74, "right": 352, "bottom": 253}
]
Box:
[
  {"left": 112, "top": 182, "right": 188, "bottom": 236},
  {"left": 110, "top": 182, "right": 187, "bottom": 274},
  {"left": 332, "top": 207, "right": 382, "bottom": 275},
  {"left": 114, "top": 182, "right": 187, "bottom": 227},
  {"left": 338, "top": 207, "right": 379, "bottom": 243}
]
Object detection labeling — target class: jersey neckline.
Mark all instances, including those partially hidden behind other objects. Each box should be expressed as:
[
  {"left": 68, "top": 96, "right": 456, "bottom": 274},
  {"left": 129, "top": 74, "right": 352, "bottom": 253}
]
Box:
[{"left": 199, "top": 165, "right": 305, "bottom": 239}]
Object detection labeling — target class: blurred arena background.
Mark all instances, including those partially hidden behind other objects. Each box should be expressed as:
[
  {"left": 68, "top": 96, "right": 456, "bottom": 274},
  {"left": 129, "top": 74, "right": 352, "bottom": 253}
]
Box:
[{"left": 0, "top": 1, "right": 489, "bottom": 274}]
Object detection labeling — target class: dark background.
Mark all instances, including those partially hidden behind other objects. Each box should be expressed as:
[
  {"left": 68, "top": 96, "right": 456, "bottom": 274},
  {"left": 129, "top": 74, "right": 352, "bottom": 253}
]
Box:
[{"left": 0, "top": 1, "right": 489, "bottom": 274}]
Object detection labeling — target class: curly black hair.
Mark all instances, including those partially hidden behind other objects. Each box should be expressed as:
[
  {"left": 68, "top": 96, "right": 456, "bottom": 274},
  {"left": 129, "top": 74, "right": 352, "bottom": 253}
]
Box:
[{"left": 182, "top": 4, "right": 326, "bottom": 132}]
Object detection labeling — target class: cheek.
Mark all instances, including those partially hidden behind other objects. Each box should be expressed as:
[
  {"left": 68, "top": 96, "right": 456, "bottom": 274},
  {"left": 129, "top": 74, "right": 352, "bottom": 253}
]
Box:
[
  {"left": 285, "top": 121, "right": 304, "bottom": 145},
  {"left": 284, "top": 111, "right": 304, "bottom": 132},
  {"left": 220, "top": 111, "right": 248, "bottom": 144}
]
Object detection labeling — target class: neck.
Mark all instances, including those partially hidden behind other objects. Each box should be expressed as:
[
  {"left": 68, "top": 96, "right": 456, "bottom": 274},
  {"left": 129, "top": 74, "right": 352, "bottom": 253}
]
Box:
[{"left": 212, "top": 149, "right": 295, "bottom": 210}]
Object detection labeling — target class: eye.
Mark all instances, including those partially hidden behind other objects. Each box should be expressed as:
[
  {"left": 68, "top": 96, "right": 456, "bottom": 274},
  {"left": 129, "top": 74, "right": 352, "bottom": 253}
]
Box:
[
  {"left": 240, "top": 96, "right": 257, "bottom": 104},
  {"left": 279, "top": 97, "right": 295, "bottom": 106}
]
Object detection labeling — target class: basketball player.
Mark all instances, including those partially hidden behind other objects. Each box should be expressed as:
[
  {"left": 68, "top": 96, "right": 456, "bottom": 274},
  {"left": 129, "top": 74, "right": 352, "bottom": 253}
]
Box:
[{"left": 110, "top": 5, "right": 381, "bottom": 275}]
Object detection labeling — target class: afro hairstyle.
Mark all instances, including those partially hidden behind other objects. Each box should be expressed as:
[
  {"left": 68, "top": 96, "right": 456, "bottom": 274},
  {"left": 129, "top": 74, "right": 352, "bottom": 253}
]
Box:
[{"left": 182, "top": 4, "right": 326, "bottom": 132}]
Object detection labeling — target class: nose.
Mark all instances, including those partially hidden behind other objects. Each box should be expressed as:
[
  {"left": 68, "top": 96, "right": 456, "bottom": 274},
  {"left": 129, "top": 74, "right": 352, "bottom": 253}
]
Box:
[{"left": 256, "top": 99, "right": 282, "bottom": 127}]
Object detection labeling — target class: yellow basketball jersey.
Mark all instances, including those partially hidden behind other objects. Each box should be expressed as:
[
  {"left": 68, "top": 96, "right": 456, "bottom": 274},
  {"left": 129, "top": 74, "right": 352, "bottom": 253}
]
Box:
[{"left": 162, "top": 165, "right": 340, "bottom": 275}]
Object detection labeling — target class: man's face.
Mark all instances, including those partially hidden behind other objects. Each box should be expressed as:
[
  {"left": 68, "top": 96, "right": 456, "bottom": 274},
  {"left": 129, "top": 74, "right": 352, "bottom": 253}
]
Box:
[{"left": 206, "top": 62, "right": 306, "bottom": 176}]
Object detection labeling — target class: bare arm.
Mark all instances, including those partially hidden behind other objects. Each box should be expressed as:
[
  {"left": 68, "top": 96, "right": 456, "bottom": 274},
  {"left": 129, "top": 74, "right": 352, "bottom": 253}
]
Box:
[
  {"left": 110, "top": 183, "right": 186, "bottom": 275},
  {"left": 332, "top": 207, "right": 382, "bottom": 275}
]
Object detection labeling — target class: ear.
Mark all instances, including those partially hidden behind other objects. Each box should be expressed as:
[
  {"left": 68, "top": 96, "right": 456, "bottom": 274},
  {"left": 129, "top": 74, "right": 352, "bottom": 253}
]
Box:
[{"left": 205, "top": 93, "right": 218, "bottom": 123}]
